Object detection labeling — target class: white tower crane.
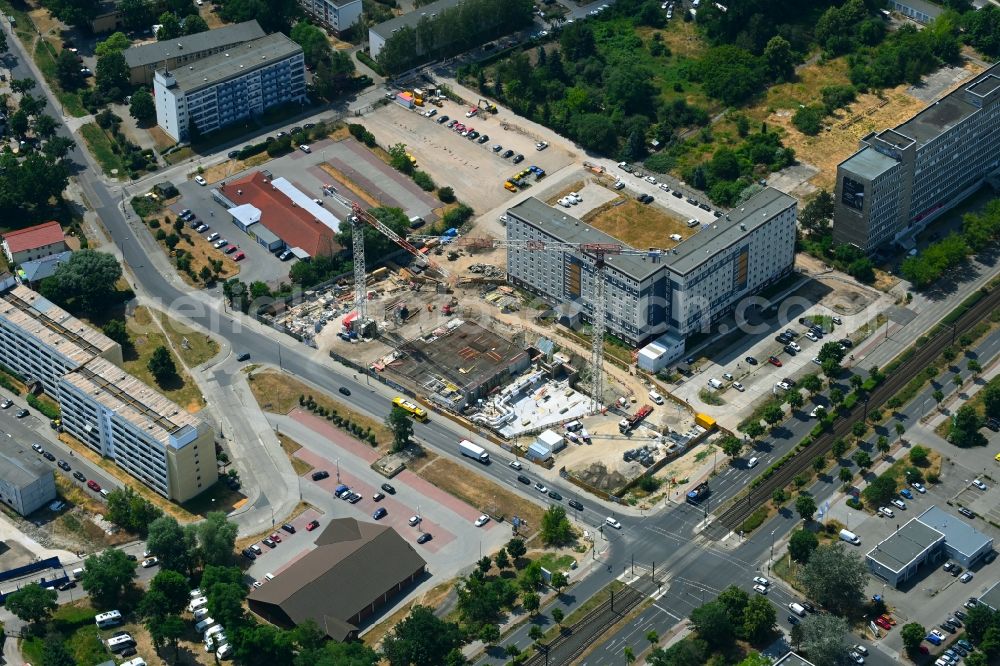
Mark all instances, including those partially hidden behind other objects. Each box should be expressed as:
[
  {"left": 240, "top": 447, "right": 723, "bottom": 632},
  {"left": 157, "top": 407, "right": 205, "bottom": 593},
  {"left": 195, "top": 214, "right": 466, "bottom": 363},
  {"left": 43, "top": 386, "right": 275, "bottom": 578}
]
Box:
[{"left": 411, "top": 235, "right": 666, "bottom": 414}]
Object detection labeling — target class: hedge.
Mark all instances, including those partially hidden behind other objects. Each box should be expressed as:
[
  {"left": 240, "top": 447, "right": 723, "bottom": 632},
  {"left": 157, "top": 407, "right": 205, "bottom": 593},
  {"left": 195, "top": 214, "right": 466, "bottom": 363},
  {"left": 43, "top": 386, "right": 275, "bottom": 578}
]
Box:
[
  {"left": 26, "top": 394, "right": 60, "bottom": 419},
  {"left": 356, "top": 51, "right": 386, "bottom": 76}
]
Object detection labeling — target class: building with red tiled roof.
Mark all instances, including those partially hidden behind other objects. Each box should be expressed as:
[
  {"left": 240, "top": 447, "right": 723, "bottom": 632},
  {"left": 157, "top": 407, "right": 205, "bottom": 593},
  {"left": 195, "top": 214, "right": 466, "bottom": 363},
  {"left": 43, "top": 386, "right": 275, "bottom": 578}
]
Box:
[
  {"left": 213, "top": 172, "right": 342, "bottom": 258},
  {"left": 2, "top": 222, "right": 68, "bottom": 265}
]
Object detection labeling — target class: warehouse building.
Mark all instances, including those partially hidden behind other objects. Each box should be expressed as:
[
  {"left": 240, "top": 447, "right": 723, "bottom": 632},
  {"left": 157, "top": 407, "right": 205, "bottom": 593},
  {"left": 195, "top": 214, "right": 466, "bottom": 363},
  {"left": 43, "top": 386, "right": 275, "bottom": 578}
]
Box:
[
  {"left": 865, "top": 505, "right": 994, "bottom": 587},
  {"left": 248, "top": 518, "right": 426, "bottom": 640},
  {"left": 833, "top": 61, "right": 1000, "bottom": 253},
  {"left": 57, "top": 357, "right": 217, "bottom": 503},
  {"left": 505, "top": 188, "right": 796, "bottom": 351},
  {"left": 124, "top": 20, "right": 266, "bottom": 85},
  {"left": 0, "top": 284, "right": 123, "bottom": 395},
  {"left": 0, "top": 437, "right": 56, "bottom": 516},
  {"left": 153, "top": 33, "right": 306, "bottom": 142},
  {"left": 297, "top": 0, "right": 362, "bottom": 34}
]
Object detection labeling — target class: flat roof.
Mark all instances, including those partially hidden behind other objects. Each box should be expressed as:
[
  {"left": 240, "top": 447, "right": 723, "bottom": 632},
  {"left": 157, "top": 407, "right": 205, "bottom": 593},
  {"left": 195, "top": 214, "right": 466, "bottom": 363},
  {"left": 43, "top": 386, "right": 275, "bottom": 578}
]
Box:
[
  {"left": 0, "top": 285, "right": 118, "bottom": 366},
  {"left": 125, "top": 20, "right": 264, "bottom": 69},
  {"left": 888, "top": 61, "right": 1000, "bottom": 147},
  {"left": 370, "top": 0, "right": 464, "bottom": 39},
  {"left": 668, "top": 187, "right": 796, "bottom": 275},
  {"left": 841, "top": 146, "right": 899, "bottom": 180},
  {"left": 165, "top": 32, "right": 302, "bottom": 94},
  {"left": 979, "top": 580, "right": 1000, "bottom": 612},
  {"left": 0, "top": 436, "right": 52, "bottom": 488},
  {"left": 506, "top": 198, "right": 666, "bottom": 280},
  {"left": 62, "top": 357, "right": 200, "bottom": 447},
  {"left": 892, "top": 0, "right": 944, "bottom": 17},
  {"left": 389, "top": 320, "right": 528, "bottom": 391},
  {"left": 917, "top": 505, "right": 993, "bottom": 557},
  {"left": 866, "top": 519, "right": 944, "bottom": 573}
]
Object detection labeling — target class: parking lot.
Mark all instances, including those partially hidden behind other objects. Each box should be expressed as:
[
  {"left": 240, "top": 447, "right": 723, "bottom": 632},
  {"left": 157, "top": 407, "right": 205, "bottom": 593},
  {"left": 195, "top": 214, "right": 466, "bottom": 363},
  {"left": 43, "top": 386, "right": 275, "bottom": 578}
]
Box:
[{"left": 355, "top": 100, "right": 574, "bottom": 214}]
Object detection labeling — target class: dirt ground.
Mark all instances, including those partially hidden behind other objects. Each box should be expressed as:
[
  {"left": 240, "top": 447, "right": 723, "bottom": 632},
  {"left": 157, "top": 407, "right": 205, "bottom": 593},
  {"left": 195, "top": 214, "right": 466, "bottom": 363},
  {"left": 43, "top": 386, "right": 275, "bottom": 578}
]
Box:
[
  {"left": 584, "top": 198, "right": 693, "bottom": 249},
  {"left": 354, "top": 101, "right": 573, "bottom": 214}
]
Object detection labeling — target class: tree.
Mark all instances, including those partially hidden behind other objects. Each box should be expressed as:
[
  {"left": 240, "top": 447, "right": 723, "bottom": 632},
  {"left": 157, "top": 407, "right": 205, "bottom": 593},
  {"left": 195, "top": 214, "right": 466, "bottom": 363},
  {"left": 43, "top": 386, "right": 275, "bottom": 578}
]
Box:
[
  {"left": 385, "top": 406, "right": 414, "bottom": 453},
  {"left": 182, "top": 13, "right": 208, "bottom": 34},
  {"left": 540, "top": 505, "right": 573, "bottom": 545},
  {"left": 5, "top": 583, "right": 57, "bottom": 625},
  {"left": 234, "top": 624, "right": 295, "bottom": 666},
  {"left": 96, "top": 32, "right": 130, "bottom": 57},
  {"left": 800, "top": 613, "right": 849, "bottom": 666},
  {"left": 382, "top": 606, "right": 464, "bottom": 666},
  {"left": 800, "top": 190, "right": 834, "bottom": 234},
  {"left": 831, "top": 437, "right": 847, "bottom": 459},
  {"left": 647, "top": 638, "right": 708, "bottom": 666},
  {"left": 550, "top": 571, "right": 569, "bottom": 593},
  {"left": 933, "top": 389, "right": 945, "bottom": 407},
  {"left": 154, "top": 614, "right": 185, "bottom": 661},
  {"left": 876, "top": 436, "right": 890, "bottom": 459},
  {"left": 56, "top": 49, "right": 84, "bottom": 90},
  {"left": 795, "top": 494, "right": 816, "bottom": 521},
  {"left": 119, "top": 0, "right": 156, "bottom": 31},
  {"left": 901, "top": 622, "right": 926, "bottom": 654},
  {"left": 41, "top": 633, "right": 76, "bottom": 666},
  {"left": 801, "top": 374, "right": 823, "bottom": 396},
  {"left": 983, "top": 378, "right": 1000, "bottom": 418},
  {"left": 647, "top": 630, "right": 659, "bottom": 646},
  {"left": 506, "top": 538, "right": 527, "bottom": 562},
  {"left": 552, "top": 608, "right": 565, "bottom": 626},
  {"left": 40, "top": 249, "right": 122, "bottom": 313},
  {"left": 801, "top": 544, "right": 869, "bottom": 616},
  {"left": 742, "top": 421, "right": 765, "bottom": 442},
  {"left": 147, "top": 569, "right": 190, "bottom": 616},
  {"left": 720, "top": 435, "right": 742, "bottom": 458},
  {"left": 964, "top": 653, "right": 990, "bottom": 666},
  {"left": 862, "top": 474, "right": 898, "bottom": 507},
  {"left": 148, "top": 345, "right": 178, "bottom": 385},
  {"left": 208, "top": 582, "right": 247, "bottom": 629},
  {"left": 104, "top": 486, "right": 163, "bottom": 535},
  {"left": 895, "top": 422, "right": 906, "bottom": 442},
  {"left": 793, "top": 104, "right": 825, "bottom": 135},
  {"left": 96, "top": 50, "right": 129, "bottom": 99},
  {"left": 81, "top": 549, "right": 137, "bottom": 608},
  {"left": 478, "top": 622, "right": 500, "bottom": 647},
  {"left": 522, "top": 591, "right": 540, "bottom": 615},
  {"left": 129, "top": 88, "right": 155, "bottom": 124},
  {"left": 788, "top": 528, "right": 819, "bottom": 563},
  {"left": 852, "top": 450, "right": 872, "bottom": 470},
  {"left": 198, "top": 512, "right": 238, "bottom": 566},
  {"left": 742, "top": 594, "right": 776, "bottom": 644},
  {"left": 968, "top": 359, "right": 982, "bottom": 376},
  {"left": 787, "top": 390, "right": 804, "bottom": 410},
  {"left": 624, "top": 646, "right": 636, "bottom": 665},
  {"left": 839, "top": 467, "right": 853, "bottom": 484},
  {"left": 762, "top": 404, "right": 784, "bottom": 427},
  {"left": 690, "top": 601, "right": 734, "bottom": 648},
  {"left": 494, "top": 548, "right": 509, "bottom": 571},
  {"left": 147, "top": 515, "right": 197, "bottom": 575},
  {"left": 951, "top": 404, "right": 987, "bottom": 448},
  {"left": 32, "top": 114, "right": 58, "bottom": 141},
  {"left": 763, "top": 35, "right": 795, "bottom": 81}
]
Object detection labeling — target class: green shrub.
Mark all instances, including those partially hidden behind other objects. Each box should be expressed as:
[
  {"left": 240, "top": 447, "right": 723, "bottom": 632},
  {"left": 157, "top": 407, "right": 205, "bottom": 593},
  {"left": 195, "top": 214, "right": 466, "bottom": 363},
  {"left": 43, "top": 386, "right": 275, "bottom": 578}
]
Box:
[
  {"left": 412, "top": 170, "right": 436, "bottom": 191},
  {"left": 26, "top": 394, "right": 60, "bottom": 419}
]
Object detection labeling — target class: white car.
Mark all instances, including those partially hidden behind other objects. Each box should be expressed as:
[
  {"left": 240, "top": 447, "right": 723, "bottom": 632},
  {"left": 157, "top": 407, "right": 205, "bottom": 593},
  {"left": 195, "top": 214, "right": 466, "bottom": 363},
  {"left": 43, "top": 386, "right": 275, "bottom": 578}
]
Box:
[
  {"left": 753, "top": 584, "right": 768, "bottom": 594},
  {"left": 853, "top": 645, "right": 868, "bottom": 656},
  {"left": 878, "top": 507, "right": 894, "bottom": 518},
  {"left": 732, "top": 382, "right": 745, "bottom": 392},
  {"left": 659, "top": 183, "right": 670, "bottom": 192},
  {"left": 213, "top": 239, "right": 228, "bottom": 249},
  {"left": 207, "top": 232, "right": 219, "bottom": 242},
  {"left": 753, "top": 576, "right": 769, "bottom": 586},
  {"left": 891, "top": 498, "right": 906, "bottom": 510},
  {"left": 973, "top": 478, "right": 987, "bottom": 490},
  {"left": 509, "top": 460, "right": 523, "bottom": 470},
  {"left": 776, "top": 381, "right": 791, "bottom": 391},
  {"left": 535, "top": 141, "right": 548, "bottom": 150},
  {"left": 809, "top": 406, "right": 825, "bottom": 418},
  {"left": 474, "top": 515, "right": 490, "bottom": 527},
  {"left": 194, "top": 175, "right": 207, "bottom": 186},
  {"left": 408, "top": 515, "right": 421, "bottom": 526},
  {"left": 535, "top": 482, "right": 549, "bottom": 494},
  {"left": 812, "top": 356, "right": 822, "bottom": 365},
  {"left": 805, "top": 332, "right": 819, "bottom": 342},
  {"left": 789, "top": 342, "right": 802, "bottom": 352},
  {"left": 669, "top": 234, "right": 682, "bottom": 241},
  {"left": 141, "top": 557, "right": 159, "bottom": 568},
  {"left": 960, "top": 572, "right": 974, "bottom": 583},
  {"left": 911, "top": 481, "right": 926, "bottom": 493},
  {"left": 569, "top": 192, "right": 582, "bottom": 203},
  {"left": 848, "top": 650, "right": 864, "bottom": 664},
  {"left": 605, "top": 517, "right": 622, "bottom": 529},
  {"left": 558, "top": 198, "right": 571, "bottom": 208},
  {"left": 645, "top": 175, "right": 656, "bottom": 184}
]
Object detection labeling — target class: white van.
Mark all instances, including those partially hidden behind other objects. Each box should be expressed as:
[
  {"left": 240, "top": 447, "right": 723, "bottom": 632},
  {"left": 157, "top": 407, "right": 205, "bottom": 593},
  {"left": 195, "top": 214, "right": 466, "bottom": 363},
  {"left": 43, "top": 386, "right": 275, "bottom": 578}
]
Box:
[
  {"left": 707, "top": 378, "right": 723, "bottom": 390},
  {"left": 648, "top": 390, "right": 664, "bottom": 405},
  {"left": 788, "top": 602, "right": 806, "bottom": 617},
  {"left": 94, "top": 610, "right": 122, "bottom": 628},
  {"left": 195, "top": 617, "right": 216, "bottom": 633},
  {"left": 189, "top": 596, "right": 208, "bottom": 612},
  {"left": 106, "top": 634, "right": 136, "bottom": 653},
  {"left": 839, "top": 529, "right": 861, "bottom": 545}
]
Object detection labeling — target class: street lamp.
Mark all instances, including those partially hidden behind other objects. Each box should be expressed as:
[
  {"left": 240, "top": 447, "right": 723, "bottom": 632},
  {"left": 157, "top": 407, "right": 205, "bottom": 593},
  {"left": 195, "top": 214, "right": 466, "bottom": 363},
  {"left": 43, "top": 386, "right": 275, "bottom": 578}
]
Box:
[
  {"left": 768, "top": 529, "right": 776, "bottom": 574},
  {"left": 336, "top": 458, "right": 340, "bottom": 482}
]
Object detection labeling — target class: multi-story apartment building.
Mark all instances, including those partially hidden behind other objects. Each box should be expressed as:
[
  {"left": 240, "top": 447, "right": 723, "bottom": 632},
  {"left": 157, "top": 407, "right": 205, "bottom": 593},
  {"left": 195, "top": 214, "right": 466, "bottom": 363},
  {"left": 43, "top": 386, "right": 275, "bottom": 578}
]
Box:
[
  {"left": 505, "top": 188, "right": 797, "bottom": 348},
  {"left": 367, "top": 0, "right": 463, "bottom": 57},
  {"left": 0, "top": 437, "right": 56, "bottom": 516},
  {"left": 298, "top": 0, "right": 362, "bottom": 35},
  {"left": 153, "top": 33, "right": 306, "bottom": 142},
  {"left": 124, "top": 20, "right": 266, "bottom": 85},
  {"left": 0, "top": 284, "right": 122, "bottom": 395},
  {"left": 57, "top": 357, "right": 217, "bottom": 503},
  {"left": 833, "top": 62, "right": 1000, "bottom": 254}
]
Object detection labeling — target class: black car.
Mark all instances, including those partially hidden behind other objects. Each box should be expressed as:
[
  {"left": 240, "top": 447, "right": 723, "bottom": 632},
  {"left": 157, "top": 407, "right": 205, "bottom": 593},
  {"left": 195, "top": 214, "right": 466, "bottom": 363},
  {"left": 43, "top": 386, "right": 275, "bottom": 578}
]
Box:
[
  {"left": 57, "top": 459, "right": 70, "bottom": 471},
  {"left": 242, "top": 547, "right": 257, "bottom": 560},
  {"left": 940, "top": 623, "right": 957, "bottom": 634},
  {"left": 671, "top": 191, "right": 683, "bottom": 198},
  {"left": 57, "top": 580, "right": 76, "bottom": 591},
  {"left": 43, "top": 451, "right": 56, "bottom": 462},
  {"left": 381, "top": 483, "right": 396, "bottom": 494},
  {"left": 416, "top": 532, "right": 432, "bottom": 544},
  {"left": 787, "top": 615, "right": 799, "bottom": 625},
  {"left": 120, "top": 648, "right": 138, "bottom": 658},
  {"left": 437, "top": 115, "right": 450, "bottom": 124},
  {"left": 776, "top": 334, "right": 791, "bottom": 344},
  {"left": 958, "top": 506, "right": 976, "bottom": 519},
  {"left": 478, "top": 134, "right": 489, "bottom": 144},
  {"left": 745, "top": 356, "right": 758, "bottom": 365},
  {"left": 303, "top": 123, "right": 315, "bottom": 130},
  {"left": 839, "top": 338, "right": 854, "bottom": 348},
  {"left": 347, "top": 492, "right": 362, "bottom": 503},
  {"left": 517, "top": 474, "right": 531, "bottom": 485},
  {"left": 237, "top": 352, "right": 250, "bottom": 361},
  {"left": 73, "top": 471, "right": 86, "bottom": 482},
  {"left": 339, "top": 387, "right": 351, "bottom": 396},
  {"left": 372, "top": 507, "right": 387, "bottom": 520},
  {"left": 783, "top": 344, "right": 797, "bottom": 356},
  {"left": 1, "top": 398, "right": 12, "bottom": 408},
  {"left": 954, "top": 610, "right": 968, "bottom": 621},
  {"left": 984, "top": 550, "right": 997, "bottom": 564},
  {"left": 291, "top": 126, "right": 302, "bottom": 135},
  {"left": 801, "top": 601, "right": 815, "bottom": 613},
  {"left": 227, "top": 150, "right": 239, "bottom": 159},
  {"left": 568, "top": 499, "right": 584, "bottom": 511},
  {"left": 512, "top": 154, "right": 524, "bottom": 164},
  {"left": 548, "top": 490, "right": 563, "bottom": 501},
  {"left": 502, "top": 149, "right": 514, "bottom": 159},
  {"left": 262, "top": 538, "right": 276, "bottom": 548},
  {"left": 467, "top": 131, "right": 479, "bottom": 140},
  {"left": 312, "top": 470, "right": 330, "bottom": 481},
  {"left": 16, "top": 408, "right": 28, "bottom": 418},
  {"left": 281, "top": 523, "right": 296, "bottom": 534}
]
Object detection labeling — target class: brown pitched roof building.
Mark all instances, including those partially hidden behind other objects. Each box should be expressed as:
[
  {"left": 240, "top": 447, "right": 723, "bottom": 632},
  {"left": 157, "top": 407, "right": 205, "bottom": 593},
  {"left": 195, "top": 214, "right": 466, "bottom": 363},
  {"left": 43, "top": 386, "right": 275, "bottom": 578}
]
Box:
[{"left": 247, "top": 518, "right": 426, "bottom": 640}]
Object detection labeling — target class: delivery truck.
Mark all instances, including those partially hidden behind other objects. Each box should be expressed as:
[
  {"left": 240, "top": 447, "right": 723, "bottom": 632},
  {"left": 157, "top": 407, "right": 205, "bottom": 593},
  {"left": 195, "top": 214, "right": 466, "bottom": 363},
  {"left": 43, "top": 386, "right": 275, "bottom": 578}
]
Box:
[
  {"left": 788, "top": 602, "right": 806, "bottom": 617},
  {"left": 459, "top": 439, "right": 490, "bottom": 464}
]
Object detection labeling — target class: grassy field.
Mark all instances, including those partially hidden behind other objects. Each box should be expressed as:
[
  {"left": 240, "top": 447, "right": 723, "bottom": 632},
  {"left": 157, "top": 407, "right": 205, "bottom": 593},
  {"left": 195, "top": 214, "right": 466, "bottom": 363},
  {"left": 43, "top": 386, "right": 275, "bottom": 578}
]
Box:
[
  {"left": 163, "top": 146, "right": 195, "bottom": 165},
  {"left": 21, "top": 602, "right": 106, "bottom": 665},
  {"left": 151, "top": 308, "right": 219, "bottom": 367},
  {"left": 584, "top": 199, "right": 691, "bottom": 249},
  {"left": 79, "top": 123, "right": 127, "bottom": 179},
  {"left": 123, "top": 306, "right": 205, "bottom": 411},
  {"left": 278, "top": 432, "right": 315, "bottom": 476},
  {"left": 246, "top": 369, "right": 395, "bottom": 447}
]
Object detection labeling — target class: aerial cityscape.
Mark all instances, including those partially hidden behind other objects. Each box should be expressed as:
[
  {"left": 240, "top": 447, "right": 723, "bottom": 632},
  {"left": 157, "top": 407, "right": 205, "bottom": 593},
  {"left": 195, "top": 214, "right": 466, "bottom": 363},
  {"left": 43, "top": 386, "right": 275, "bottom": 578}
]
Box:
[{"left": 0, "top": 0, "right": 998, "bottom": 665}]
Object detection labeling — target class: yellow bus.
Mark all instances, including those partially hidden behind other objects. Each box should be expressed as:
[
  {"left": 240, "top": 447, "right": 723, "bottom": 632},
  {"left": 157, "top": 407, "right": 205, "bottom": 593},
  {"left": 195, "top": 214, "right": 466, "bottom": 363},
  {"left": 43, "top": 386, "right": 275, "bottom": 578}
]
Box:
[{"left": 392, "top": 396, "right": 428, "bottom": 422}]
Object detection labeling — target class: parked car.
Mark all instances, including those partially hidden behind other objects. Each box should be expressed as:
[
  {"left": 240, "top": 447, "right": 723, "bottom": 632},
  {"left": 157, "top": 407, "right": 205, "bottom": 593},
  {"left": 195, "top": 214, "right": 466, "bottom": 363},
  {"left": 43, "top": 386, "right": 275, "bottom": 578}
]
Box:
[
  {"left": 87, "top": 480, "right": 101, "bottom": 492},
  {"left": 568, "top": 499, "right": 584, "bottom": 510},
  {"left": 305, "top": 520, "right": 320, "bottom": 531},
  {"left": 372, "top": 508, "right": 387, "bottom": 520},
  {"left": 381, "top": 483, "right": 396, "bottom": 494},
  {"left": 475, "top": 515, "right": 490, "bottom": 527},
  {"left": 416, "top": 532, "right": 432, "bottom": 544},
  {"left": 73, "top": 471, "right": 86, "bottom": 482},
  {"left": 311, "top": 470, "right": 329, "bottom": 481}
]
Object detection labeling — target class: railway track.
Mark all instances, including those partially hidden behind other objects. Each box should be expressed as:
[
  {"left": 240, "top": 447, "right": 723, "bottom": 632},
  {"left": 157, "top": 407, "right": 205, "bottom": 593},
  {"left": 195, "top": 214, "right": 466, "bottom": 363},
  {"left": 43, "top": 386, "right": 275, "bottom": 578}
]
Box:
[{"left": 705, "top": 286, "right": 1000, "bottom": 540}]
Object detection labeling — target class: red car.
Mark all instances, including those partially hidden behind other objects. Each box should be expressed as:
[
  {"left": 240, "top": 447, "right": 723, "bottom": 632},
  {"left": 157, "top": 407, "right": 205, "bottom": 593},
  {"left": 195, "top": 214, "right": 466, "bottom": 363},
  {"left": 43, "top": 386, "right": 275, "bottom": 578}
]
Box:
[
  {"left": 233, "top": 252, "right": 245, "bottom": 261},
  {"left": 874, "top": 616, "right": 892, "bottom": 630},
  {"left": 768, "top": 356, "right": 783, "bottom": 367},
  {"left": 305, "top": 520, "right": 320, "bottom": 531},
  {"left": 270, "top": 532, "right": 282, "bottom": 543},
  {"left": 87, "top": 480, "right": 101, "bottom": 492}
]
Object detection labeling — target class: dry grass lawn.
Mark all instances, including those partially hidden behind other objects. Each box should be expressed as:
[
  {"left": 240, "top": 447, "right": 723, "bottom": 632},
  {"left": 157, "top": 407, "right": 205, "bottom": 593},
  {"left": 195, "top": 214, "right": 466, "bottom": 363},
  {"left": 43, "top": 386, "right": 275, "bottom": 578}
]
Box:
[
  {"left": 277, "top": 432, "right": 315, "bottom": 476},
  {"left": 545, "top": 180, "right": 585, "bottom": 206},
  {"left": 362, "top": 579, "right": 455, "bottom": 647},
  {"left": 584, "top": 199, "right": 692, "bottom": 249},
  {"left": 200, "top": 152, "right": 270, "bottom": 183},
  {"left": 245, "top": 369, "right": 395, "bottom": 447},
  {"left": 414, "top": 456, "right": 544, "bottom": 530},
  {"left": 148, "top": 125, "right": 177, "bottom": 152},
  {"left": 123, "top": 305, "right": 205, "bottom": 411},
  {"left": 28, "top": 7, "right": 61, "bottom": 36},
  {"left": 151, "top": 309, "right": 220, "bottom": 368},
  {"left": 144, "top": 210, "right": 240, "bottom": 287}
]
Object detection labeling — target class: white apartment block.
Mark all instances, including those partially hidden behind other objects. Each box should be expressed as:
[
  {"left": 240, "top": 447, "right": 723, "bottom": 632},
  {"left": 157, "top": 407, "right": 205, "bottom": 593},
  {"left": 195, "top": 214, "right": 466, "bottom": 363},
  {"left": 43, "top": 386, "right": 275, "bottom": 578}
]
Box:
[
  {"left": 298, "top": 0, "right": 362, "bottom": 34},
  {"left": 57, "top": 357, "right": 217, "bottom": 503},
  {"left": 505, "top": 188, "right": 796, "bottom": 347},
  {"left": 154, "top": 33, "right": 306, "bottom": 142},
  {"left": 0, "top": 284, "right": 122, "bottom": 395},
  {"left": 0, "top": 437, "right": 56, "bottom": 516}
]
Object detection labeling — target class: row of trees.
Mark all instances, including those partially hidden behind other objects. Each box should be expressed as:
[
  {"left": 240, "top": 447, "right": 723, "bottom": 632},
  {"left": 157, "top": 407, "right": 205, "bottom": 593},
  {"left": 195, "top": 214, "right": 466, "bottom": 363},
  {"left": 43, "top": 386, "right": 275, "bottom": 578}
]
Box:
[
  {"left": 289, "top": 21, "right": 358, "bottom": 100},
  {"left": 902, "top": 199, "right": 1000, "bottom": 287}
]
